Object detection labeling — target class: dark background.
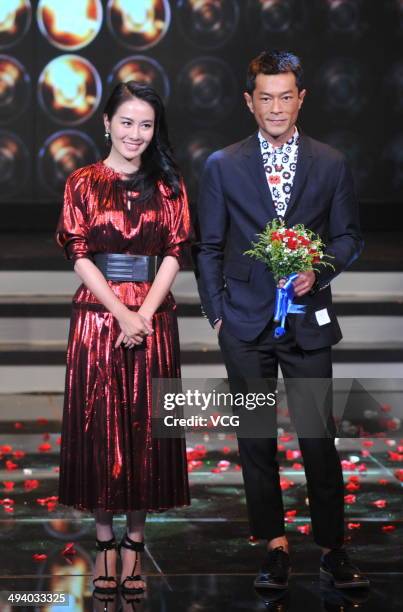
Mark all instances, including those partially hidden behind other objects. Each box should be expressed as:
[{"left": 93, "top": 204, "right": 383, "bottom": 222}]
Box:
[{"left": 0, "top": 0, "right": 401, "bottom": 232}]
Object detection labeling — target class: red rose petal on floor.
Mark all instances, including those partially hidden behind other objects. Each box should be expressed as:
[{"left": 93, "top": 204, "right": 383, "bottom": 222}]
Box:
[
  {"left": 234, "top": 464, "right": 242, "bottom": 471},
  {"left": 14, "top": 422, "right": 24, "bottom": 429},
  {"left": 386, "top": 419, "right": 400, "bottom": 431},
  {"left": 344, "top": 494, "right": 356, "bottom": 504},
  {"left": 280, "top": 478, "right": 295, "bottom": 490},
  {"left": 373, "top": 499, "right": 387, "bottom": 508},
  {"left": 341, "top": 460, "right": 356, "bottom": 471},
  {"left": 0, "top": 445, "right": 13, "bottom": 453},
  {"left": 13, "top": 450, "right": 25, "bottom": 459},
  {"left": 347, "top": 522, "right": 361, "bottom": 530},
  {"left": 381, "top": 404, "right": 392, "bottom": 413},
  {"left": 2, "top": 481, "right": 15, "bottom": 490},
  {"left": 358, "top": 463, "right": 367, "bottom": 472},
  {"left": 382, "top": 525, "right": 396, "bottom": 533},
  {"left": 388, "top": 451, "right": 403, "bottom": 461},
  {"left": 285, "top": 509, "right": 297, "bottom": 517},
  {"left": 32, "top": 554, "right": 47, "bottom": 562},
  {"left": 345, "top": 482, "right": 360, "bottom": 492},
  {"left": 362, "top": 440, "right": 374, "bottom": 447},
  {"left": 348, "top": 475, "right": 360, "bottom": 483},
  {"left": 297, "top": 524, "right": 311, "bottom": 535},
  {"left": 3, "top": 506, "right": 14, "bottom": 513},
  {"left": 279, "top": 435, "right": 294, "bottom": 443},
  {"left": 361, "top": 450, "right": 370, "bottom": 458},
  {"left": 24, "top": 480, "right": 40, "bottom": 491},
  {"left": 394, "top": 469, "right": 403, "bottom": 481},
  {"left": 5, "top": 460, "right": 18, "bottom": 471},
  {"left": 291, "top": 462, "right": 303, "bottom": 470},
  {"left": 278, "top": 444, "right": 286, "bottom": 452},
  {"left": 378, "top": 479, "right": 388, "bottom": 485},
  {"left": 38, "top": 443, "right": 52, "bottom": 453},
  {"left": 56, "top": 436, "right": 62, "bottom": 446},
  {"left": 211, "top": 468, "right": 221, "bottom": 473},
  {"left": 62, "top": 543, "right": 77, "bottom": 556},
  {"left": 221, "top": 446, "right": 231, "bottom": 454},
  {"left": 36, "top": 418, "right": 49, "bottom": 426},
  {"left": 0, "top": 498, "right": 15, "bottom": 505},
  {"left": 286, "top": 449, "right": 301, "bottom": 460}
]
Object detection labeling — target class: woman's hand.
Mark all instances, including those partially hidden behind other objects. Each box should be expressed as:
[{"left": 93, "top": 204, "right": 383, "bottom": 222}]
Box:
[{"left": 115, "top": 309, "right": 154, "bottom": 349}]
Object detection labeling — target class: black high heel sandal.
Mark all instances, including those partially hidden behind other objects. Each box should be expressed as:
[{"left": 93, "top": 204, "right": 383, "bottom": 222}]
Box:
[
  {"left": 118, "top": 533, "right": 146, "bottom": 595},
  {"left": 92, "top": 536, "right": 118, "bottom": 595}
]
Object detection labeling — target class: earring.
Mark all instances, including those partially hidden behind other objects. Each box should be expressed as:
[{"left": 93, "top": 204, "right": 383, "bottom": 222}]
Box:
[{"left": 104, "top": 131, "right": 110, "bottom": 140}]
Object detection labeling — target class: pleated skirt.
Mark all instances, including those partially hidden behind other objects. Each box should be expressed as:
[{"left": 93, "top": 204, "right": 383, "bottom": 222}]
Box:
[{"left": 58, "top": 301, "right": 190, "bottom": 513}]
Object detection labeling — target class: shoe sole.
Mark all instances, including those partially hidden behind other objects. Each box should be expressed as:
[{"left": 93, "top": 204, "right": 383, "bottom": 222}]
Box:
[
  {"left": 254, "top": 570, "right": 291, "bottom": 590},
  {"left": 320, "top": 567, "right": 370, "bottom": 589}
]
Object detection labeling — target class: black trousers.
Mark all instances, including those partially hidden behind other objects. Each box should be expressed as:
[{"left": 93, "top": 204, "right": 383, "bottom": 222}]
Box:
[{"left": 218, "top": 318, "right": 345, "bottom": 549}]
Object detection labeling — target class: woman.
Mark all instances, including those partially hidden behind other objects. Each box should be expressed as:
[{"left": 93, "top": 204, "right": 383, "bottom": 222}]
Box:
[{"left": 55, "top": 81, "right": 191, "bottom": 595}]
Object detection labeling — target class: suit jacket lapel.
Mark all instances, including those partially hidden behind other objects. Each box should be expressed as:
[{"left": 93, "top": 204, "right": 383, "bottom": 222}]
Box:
[
  {"left": 242, "top": 133, "right": 278, "bottom": 221},
  {"left": 284, "top": 133, "right": 314, "bottom": 221}
]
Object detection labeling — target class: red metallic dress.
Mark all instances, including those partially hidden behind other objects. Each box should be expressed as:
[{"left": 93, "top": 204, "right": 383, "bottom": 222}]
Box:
[{"left": 55, "top": 160, "right": 191, "bottom": 512}]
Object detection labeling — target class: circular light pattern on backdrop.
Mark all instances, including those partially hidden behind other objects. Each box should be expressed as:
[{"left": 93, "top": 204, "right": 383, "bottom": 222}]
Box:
[
  {"left": 38, "top": 130, "right": 99, "bottom": 194},
  {"left": 0, "top": 130, "right": 29, "bottom": 196},
  {"left": 0, "top": 0, "right": 32, "bottom": 49},
  {"left": 37, "top": 55, "right": 102, "bottom": 125},
  {"left": 0, "top": 55, "right": 30, "bottom": 123},
  {"left": 246, "top": 0, "right": 307, "bottom": 40},
  {"left": 107, "top": 0, "right": 171, "bottom": 50},
  {"left": 37, "top": 0, "right": 103, "bottom": 51},
  {"left": 176, "top": 57, "right": 237, "bottom": 123},
  {"left": 107, "top": 56, "right": 170, "bottom": 104},
  {"left": 176, "top": 131, "right": 226, "bottom": 198},
  {"left": 177, "top": 0, "right": 239, "bottom": 49},
  {"left": 315, "top": 58, "right": 369, "bottom": 115},
  {"left": 321, "top": 130, "right": 374, "bottom": 195}
]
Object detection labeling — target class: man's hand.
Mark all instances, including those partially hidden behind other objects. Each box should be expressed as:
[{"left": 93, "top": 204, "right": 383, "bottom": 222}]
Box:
[
  {"left": 277, "top": 271, "right": 316, "bottom": 297},
  {"left": 292, "top": 271, "right": 316, "bottom": 296},
  {"left": 214, "top": 319, "right": 222, "bottom": 334}
]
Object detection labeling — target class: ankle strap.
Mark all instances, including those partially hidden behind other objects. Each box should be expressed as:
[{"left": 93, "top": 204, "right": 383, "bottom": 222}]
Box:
[
  {"left": 121, "top": 533, "right": 145, "bottom": 552},
  {"left": 96, "top": 536, "right": 116, "bottom": 551}
]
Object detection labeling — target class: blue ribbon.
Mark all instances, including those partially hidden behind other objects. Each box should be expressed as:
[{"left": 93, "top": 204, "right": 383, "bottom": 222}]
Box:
[{"left": 273, "top": 273, "right": 306, "bottom": 338}]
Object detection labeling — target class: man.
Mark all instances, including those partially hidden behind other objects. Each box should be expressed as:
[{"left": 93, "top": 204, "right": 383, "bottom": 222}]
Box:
[{"left": 195, "top": 50, "right": 369, "bottom": 590}]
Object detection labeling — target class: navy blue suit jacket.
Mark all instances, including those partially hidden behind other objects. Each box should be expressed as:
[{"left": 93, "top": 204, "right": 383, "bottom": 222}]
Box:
[{"left": 194, "top": 131, "right": 363, "bottom": 348}]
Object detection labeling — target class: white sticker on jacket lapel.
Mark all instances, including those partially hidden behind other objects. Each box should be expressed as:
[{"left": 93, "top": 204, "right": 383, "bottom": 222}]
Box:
[{"left": 315, "top": 308, "right": 331, "bottom": 326}]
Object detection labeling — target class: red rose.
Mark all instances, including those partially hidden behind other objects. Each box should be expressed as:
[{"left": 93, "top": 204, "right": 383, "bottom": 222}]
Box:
[
  {"left": 285, "top": 229, "right": 296, "bottom": 237},
  {"left": 288, "top": 237, "right": 298, "bottom": 250},
  {"left": 271, "top": 231, "right": 281, "bottom": 242}
]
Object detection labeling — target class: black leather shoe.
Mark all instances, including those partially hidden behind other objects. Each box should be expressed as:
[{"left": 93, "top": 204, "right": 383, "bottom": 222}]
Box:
[
  {"left": 254, "top": 546, "right": 291, "bottom": 589},
  {"left": 320, "top": 548, "right": 370, "bottom": 589}
]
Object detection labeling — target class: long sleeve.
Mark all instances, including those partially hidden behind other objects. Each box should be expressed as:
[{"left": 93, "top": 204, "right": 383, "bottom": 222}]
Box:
[
  {"left": 55, "top": 170, "right": 92, "bottom": 264},
  {"left": 194, "top": 152, "right": 228, "bottom": 327},
  {"left": 315, "top": 157, "right": 363, "bottom": 289},
  {"left": 161, "top": 180, "right": 193, "bottom": 270}
]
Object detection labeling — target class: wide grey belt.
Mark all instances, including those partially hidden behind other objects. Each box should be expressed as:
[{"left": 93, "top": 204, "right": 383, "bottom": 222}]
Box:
[{"left": 94, "top": 253, "right": 162, "bottom": 281}]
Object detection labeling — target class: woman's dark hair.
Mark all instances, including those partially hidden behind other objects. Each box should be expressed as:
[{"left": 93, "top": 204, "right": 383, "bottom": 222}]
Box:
[
  {"left": 103, "top": 81, "right": 182, "bottom": 203},
  {"left": 246, "top": 50, "right": 304, "bottom": 94}
]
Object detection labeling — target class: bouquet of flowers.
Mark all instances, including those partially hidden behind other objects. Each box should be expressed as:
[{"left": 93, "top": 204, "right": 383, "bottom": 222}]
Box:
[{"left": 244, "top": 219, "right": 334, "bottom": 337}]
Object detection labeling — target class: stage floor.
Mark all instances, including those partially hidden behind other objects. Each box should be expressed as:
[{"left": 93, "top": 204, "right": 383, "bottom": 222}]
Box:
[{"left": 0, "top": 394, "right": 402, "bottom": 611}]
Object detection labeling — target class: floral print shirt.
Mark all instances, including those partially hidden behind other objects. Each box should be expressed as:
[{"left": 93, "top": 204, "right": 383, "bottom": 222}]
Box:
[{"left": 258, "top": 128, "right": 300, "bottom": 217}]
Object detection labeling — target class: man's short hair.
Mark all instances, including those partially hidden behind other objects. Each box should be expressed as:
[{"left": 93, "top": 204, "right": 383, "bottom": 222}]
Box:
[{"left": 246, "top": 50, "right": 304, "bottom": 94}]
